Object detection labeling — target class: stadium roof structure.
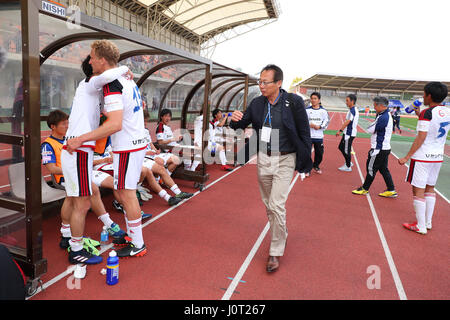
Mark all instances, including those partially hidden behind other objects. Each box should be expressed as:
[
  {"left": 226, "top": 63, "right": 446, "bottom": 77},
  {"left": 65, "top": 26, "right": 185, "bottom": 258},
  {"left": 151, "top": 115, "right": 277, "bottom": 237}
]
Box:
[
  {"left": 130, "top": 0, "right": 280, "bottom": 43},
  {"left": 298, "top": 74, "right": 450, "bottom": 94}
]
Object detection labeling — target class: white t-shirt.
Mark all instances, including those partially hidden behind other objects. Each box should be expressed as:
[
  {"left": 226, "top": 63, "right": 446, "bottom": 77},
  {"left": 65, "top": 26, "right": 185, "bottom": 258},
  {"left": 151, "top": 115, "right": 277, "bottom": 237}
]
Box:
[
  {"left": 102, "top": 76, "right": 147, "bottom": 152},
  {"left": 65, "top": 66, "right": 128, "bottom": 149},
  {"left": 194, "top": 115, "right": 203, "bottom": 147},
  {"left": 345, "top": 106, "right": 359, "bottom": 137},
  {"left": 156, "top": 122, "right": 178, "bottom": 147},
  {"left": 412, "top": 105, "right": 450, "bottom": 162},
  {"left": 306, "top": 106, "right": 329, "bottom": 140}
]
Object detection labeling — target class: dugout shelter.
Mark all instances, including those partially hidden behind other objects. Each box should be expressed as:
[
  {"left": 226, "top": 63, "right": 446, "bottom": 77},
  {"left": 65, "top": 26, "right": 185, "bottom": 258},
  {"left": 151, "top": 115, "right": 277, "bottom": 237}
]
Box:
[{"left": 0, "top": 0, "right": 275, "bottom": 294}]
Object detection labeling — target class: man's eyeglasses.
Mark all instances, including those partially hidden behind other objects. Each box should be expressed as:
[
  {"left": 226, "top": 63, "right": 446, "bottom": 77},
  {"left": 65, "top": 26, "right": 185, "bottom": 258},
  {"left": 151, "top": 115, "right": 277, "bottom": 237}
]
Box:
[{"left": 257, "top": 80, "right": 276, "bottom": 86}]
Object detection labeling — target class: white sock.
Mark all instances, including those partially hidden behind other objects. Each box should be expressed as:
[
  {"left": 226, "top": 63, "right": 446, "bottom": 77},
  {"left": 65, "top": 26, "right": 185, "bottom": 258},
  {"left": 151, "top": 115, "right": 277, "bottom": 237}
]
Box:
[
  {"left": 61, "top": 223, "right": 71, "bottom": 238},
  {"left": 219, "top": 150, "right": 227, "bottom": 166},
  {"left": 124, "top": 215, "right": 129, "bottom": 234},
  {"left": 158, "top": 189, "right": 171, "bottom": 202},
  {"left": 127, "top": 218, "right": 144, "bottom": 248},
  {"left": 98, "top": 213, "right": 114, "bottom": 229},
  {"left": 190, "top": 160, "right": 200, "bottom": 171},
  {"left": 165, "top": 168, "right": 172, "bottom": 176},
  {"left": 69, "top": 236, "right": 83, "bottom": 252},
  {"left": 413, "top": 197, "right": 427, "bottom": 231},
  {"left": 183, "top": 159, "right": 192, "bottom": 169},
  {"left": 170, "top": 184, "right": 181, "bottom": 195},
  {"left": 424, "top": 193, "right": 436, "bottom": 227}
]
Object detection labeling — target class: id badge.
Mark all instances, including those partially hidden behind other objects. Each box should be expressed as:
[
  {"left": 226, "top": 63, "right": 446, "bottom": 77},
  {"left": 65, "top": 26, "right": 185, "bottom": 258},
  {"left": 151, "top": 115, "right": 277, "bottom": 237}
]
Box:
[{"left": 261, "top": 126, "right": 272, "bottom": 143}]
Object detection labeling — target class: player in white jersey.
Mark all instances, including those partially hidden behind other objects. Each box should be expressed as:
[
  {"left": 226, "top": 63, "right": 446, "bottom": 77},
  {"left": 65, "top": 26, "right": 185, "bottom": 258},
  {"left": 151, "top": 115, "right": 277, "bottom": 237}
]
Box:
[
  {"left": 352, "top": 96, "right": 397, "bottom": 198},
  {"left": 207, "top": 108, "right": 233, "bottom": 171},
  {"left": 67, "top": 40, "right": 147, "bottom": 258},
  {"left": 306, "top": 92, "right": 329, "bottom": 175},
  {"left": 60, "top": 55, "right": 130, "bottom": 265},
  {"left": 336, "top": 94, "right": 359, "bottom": 172},
  {"left": 186, "top": 110, "right": 204, "bottom": 172},
  {"left": 398, "top": 82, "right": 449, "bottom": 234},
  {"left": 156, "top": 109, "right": 192, "bottom": 170}
]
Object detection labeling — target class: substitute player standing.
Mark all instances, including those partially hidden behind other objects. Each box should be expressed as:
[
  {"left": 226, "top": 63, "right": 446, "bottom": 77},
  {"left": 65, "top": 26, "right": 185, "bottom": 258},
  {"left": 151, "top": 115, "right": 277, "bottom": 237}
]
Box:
[
  {"left": 398, "top": 82, "right": 449, "bottom": 235},
  {"left": 336, "top": 94, "right": 359, "bottom": 172},
  {"left": 306, "top": 92, "right": 329, "bottom": 174},
  {"left": 352, "top": 96, "right": 397, "bottom": 197},
  {"left": 67, "top": 40, "right": 148, "bottom": 257}
]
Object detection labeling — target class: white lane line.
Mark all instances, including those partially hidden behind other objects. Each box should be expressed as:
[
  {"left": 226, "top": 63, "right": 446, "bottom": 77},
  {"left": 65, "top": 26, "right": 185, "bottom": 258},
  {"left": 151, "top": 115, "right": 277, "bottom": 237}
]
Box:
[
  {"left": 222, "top": 172, "right": 300, "bottom": 301},
  {"left": 28, "top": 158, "right": 255, "bottom": 299},
  {"left": 336, "top": 111, "right": 407, "bottom": 299},
  {"left": 352, "top": 149, "right": 407, "bottom": 300}
]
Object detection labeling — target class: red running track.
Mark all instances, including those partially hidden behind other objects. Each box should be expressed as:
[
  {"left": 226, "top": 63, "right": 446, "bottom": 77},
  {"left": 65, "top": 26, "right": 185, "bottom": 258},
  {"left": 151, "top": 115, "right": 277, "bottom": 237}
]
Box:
[{"left": 28, "top": 112, "right": 448, "bottom": 300}]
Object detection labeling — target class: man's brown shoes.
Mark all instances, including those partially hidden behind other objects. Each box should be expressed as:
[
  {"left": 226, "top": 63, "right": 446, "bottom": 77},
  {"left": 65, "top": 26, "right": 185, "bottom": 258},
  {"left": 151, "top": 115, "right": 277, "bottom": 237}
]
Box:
[{"left": 266, "top": 256, "right": 279, "bottom": 273}]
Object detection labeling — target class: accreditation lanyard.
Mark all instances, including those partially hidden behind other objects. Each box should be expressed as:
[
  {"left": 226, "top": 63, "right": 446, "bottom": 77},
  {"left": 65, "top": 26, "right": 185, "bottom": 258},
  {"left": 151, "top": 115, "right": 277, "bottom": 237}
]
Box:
[
  {"left": 263, "top": 91, "right": 281, "bottom": 128},
  {"left": 261, "top": 91, "right": 281, "bottom": 143}
]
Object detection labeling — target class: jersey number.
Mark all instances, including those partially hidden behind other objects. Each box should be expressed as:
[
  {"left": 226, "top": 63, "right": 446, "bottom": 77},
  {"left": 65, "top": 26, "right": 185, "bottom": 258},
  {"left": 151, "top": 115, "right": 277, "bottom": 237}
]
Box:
[
  {"left": 437, "top": 121, "right": 450, "bottom": 138},
  {"left": 133, "top": 86, "right": 142, "bottom": 113}
]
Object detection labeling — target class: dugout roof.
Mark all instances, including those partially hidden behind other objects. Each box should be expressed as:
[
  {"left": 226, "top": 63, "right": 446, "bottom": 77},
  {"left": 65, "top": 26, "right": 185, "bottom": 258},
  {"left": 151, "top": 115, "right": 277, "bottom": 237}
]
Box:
[
  {"left": 298, "top": 74, "right": 450, "bottom": 94},
  {"left": 134, "top": 0, "right": 280, "bottom": 42}
]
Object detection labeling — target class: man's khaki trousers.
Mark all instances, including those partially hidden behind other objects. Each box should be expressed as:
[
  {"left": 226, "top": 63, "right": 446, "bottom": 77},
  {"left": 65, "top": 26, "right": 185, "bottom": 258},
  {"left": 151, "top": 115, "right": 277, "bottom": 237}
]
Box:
[{"left": 257, "top": 151, "right": 296, "bottom": 257}]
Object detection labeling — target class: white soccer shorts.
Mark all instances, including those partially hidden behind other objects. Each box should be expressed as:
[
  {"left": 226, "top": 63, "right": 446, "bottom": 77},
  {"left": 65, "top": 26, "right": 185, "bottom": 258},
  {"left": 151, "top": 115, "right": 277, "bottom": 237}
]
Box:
[
  {"left": 92, "top": 170, "right": 111, "bottom": 187},
  {"left": 146, "top": 152, "right": 172, "bottom": 165},
  {"left": 142, "top": 158, "right": 155, "bottom": 171},
  {"left": 61, "top": 148, "right": 93, "bottom": 197},
  {"left": 406, "top": 160, "right": 442, "bottom": 189},
  {"left": 113, "top": 148, "right": 146, "bottom": 190}
]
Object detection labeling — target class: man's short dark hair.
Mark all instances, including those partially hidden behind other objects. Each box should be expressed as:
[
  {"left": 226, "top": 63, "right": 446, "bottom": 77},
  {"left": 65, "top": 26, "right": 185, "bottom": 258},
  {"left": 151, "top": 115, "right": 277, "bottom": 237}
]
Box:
[
  {"left": 347, "top": 94, "right": 357, "bottom": 103},
  {"left": 159, "top": 108, "right": 172, "bottom": 121},
  {"left": 373, "top": 96, "right": 389, "bottom": 107},
  {"left": 261, "top": 64, "right": 283, "bottom": 82},
  {"left": 212, "top": 108, "right": 221, "bottom": 119},
  {"left": 424, "top": 82, "right": 448, "bottom": 103},
  {"left": 311, "top": 92, "right": 321, "bottom": 100},
  {"left": 82, "top": 55, "right": 93, "bottom": 78},
  {"left": 47, "top": 110, "right": 68, "bottom": 129}
]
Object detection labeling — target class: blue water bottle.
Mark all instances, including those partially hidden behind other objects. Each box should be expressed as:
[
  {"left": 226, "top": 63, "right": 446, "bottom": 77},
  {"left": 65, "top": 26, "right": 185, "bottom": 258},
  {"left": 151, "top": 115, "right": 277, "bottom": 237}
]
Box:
[
  {"left": 100, "top": 226, "right": 109, "bottom": 245},
  {"left": 211, "top": 142, "right": 216, "bottom": 157},
  {"left": 405, "top": 99, "right": 422, "bottom": 113},
  {"left": 106, "top": 250, "right": 119, "bottom": 285}
]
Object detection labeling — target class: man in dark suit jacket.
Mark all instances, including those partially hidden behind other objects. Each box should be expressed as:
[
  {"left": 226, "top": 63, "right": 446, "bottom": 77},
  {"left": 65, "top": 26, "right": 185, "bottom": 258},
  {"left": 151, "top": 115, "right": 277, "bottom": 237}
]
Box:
[{"left": 230, "top": 64, "right": 312, "bottom": 273}]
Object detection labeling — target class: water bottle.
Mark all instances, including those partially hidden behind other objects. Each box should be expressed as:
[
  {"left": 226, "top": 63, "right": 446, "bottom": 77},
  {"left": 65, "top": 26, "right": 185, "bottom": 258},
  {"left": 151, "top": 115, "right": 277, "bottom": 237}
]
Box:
[
  {"left": 211, "top": 142, "right": 216, "bottom": 157},
  {"left": 405, "top": 99, "right": 422, "bottom": 113},
  {"left": 106, "top": 250, "right": 119, "bottom": 285},
  {"left": 100, "top": 226, "right": 109, "bottom": 245}
]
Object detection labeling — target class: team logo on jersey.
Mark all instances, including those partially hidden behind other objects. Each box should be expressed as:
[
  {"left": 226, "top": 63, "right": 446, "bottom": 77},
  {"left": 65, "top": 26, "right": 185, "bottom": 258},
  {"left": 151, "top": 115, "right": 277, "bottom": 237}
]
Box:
[{"left": 132, "top": 138, "right": 146, "bottom": 145}]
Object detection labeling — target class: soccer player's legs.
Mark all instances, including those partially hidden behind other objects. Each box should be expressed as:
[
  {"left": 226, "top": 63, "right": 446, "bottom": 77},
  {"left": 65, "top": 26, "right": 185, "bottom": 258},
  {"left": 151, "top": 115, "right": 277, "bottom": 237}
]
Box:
[
  {"left": 62, "top": 148, "right": 103, "bottom": 264},
  {"left": 165, "top": 154, "right": 181, "bottom": 174},
  {"left": 113, "top": 149, "right": 147, "bottom": 257},
  {"left": 61, "top": 149, "right": 93, "bottom": 197},
  {"left": 151, "top": 162, "right": 193, "bottom": 200},
  {"left": 423, "top": 163, "right": 441, "bottom": 229},
  {"left": 403, "top": 161, "right": 438, "bottom": 235}
]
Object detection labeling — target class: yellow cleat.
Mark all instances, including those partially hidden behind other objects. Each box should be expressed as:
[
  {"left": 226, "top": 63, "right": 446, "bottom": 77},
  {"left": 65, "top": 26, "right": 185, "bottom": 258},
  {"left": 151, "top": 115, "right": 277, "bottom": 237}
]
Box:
[
  {"left": 352, "top": 187, "right": 368, "bottom": 195},
  {"left": 378, "top": 190, "right": 398, "bottom": 198}
]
